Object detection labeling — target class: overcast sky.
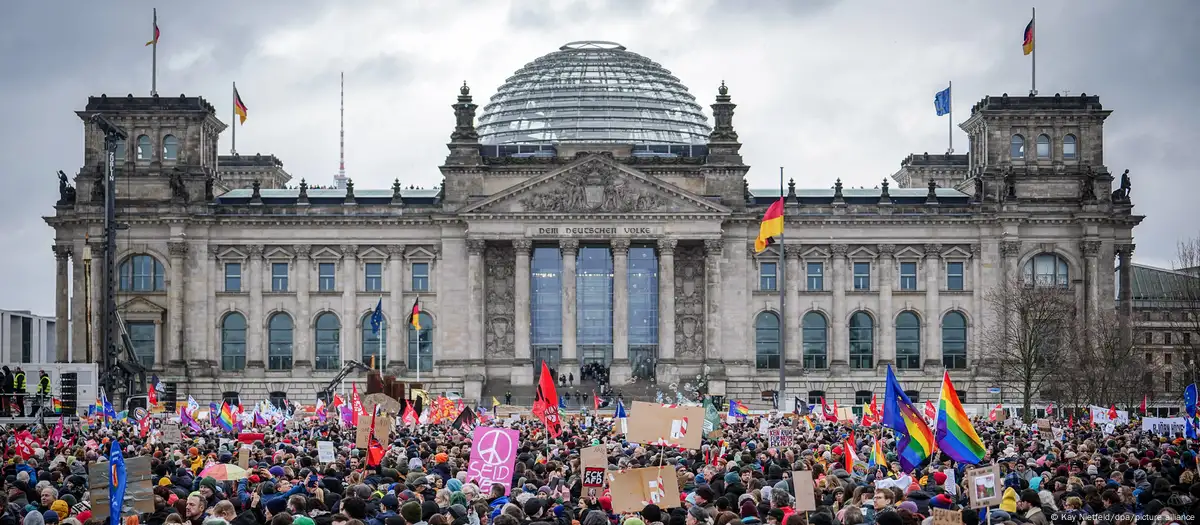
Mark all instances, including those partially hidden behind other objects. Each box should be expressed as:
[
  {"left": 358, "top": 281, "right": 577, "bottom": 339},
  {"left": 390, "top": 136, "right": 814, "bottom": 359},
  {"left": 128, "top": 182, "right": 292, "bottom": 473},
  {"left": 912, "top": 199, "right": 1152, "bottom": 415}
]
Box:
[{"left": 1, "top": 0, "right": 1196, "bottom": 316}]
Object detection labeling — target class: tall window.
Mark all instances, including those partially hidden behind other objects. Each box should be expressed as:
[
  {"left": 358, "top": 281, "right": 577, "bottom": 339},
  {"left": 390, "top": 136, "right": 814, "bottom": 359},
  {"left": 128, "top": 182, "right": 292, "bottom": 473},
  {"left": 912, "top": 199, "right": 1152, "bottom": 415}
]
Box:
[
  {"left": 113, "top": 138, "right": 125, "bottom": 162},
  {"left": 1063, "top": 134, "right": 1077, "bottom": 159},
  {"left": 905, "top": 390, "right": 921, "bottom": 402},
  {"left": 946, "top": 262, "right": 964, "bottom": 291},
  {"left": 755, "top": 311, "right": 781, "bottom": 369},
  {"left": 408, "top": 312, "right": 433, "bottom": 372},
  {"left": 577, "top": 246, "right": 614, "bottom": 366},
  {"left": 20, "top": 318, "right": 31, "bottom": 363},
  {"left": 411, "top": 262, "right": 430, "bottom": 291},
  {"left": 271, "top": 263, "right": 289, "bottom": 292},
  {"left": 849, "top": 311, "right": 874, "bottom": 369},
  {"left": 942, "top": 311, "right": 967, "bottom": 369},
  {"left": 802, "top": 312, "right": 828, "bottom": 369},
  {"left": 318, "top": 262, "right": 336, "bottom": 291},
  {"left": 1022, "top": 253, "right": 1070, "bottom": 288},
  {"left": 224, "top": 263, "right": 241, "bottom": 292},
  {"left": 853, "top": 262, "right": 871, "bottom": 291},
  {"left": 220, "top": 313, "right": 246, "bottom": 371},
  {"left": 759, "top": 262, "right": 777, "bottom": 291},
  {"left": 899, "top": 262, "right": 918, "bottom": 291},
  {"left": 314, "top": 312, "right": 340, "bottom": 370},
  {"left": 1036, "top": 134, "right": 1051, "bottom": 159},
  {"left": 365, "top": 262, "right": 383, "bottom": 292},
  {"left": 895, "top": 311, "right": 921, "bottom": 369},
  {"left": 1010, "top": 134, "right": 1025, "bottom": 160},
  {"left": 127, "top": 321, "right": 156, "bottom": 368},
  {"left": 136, "top": 135, "right": 153, "bottom": 160},
  {"left": 269, "top": 392, "right": 287, "bottom": 410},
  {"left": 267, "top": 313, "right": 294, "bottom": 370},
  {"left": 162, "top": 134, "right": 179, "bottom": 160},
  {"left": 807, "top": 262, "right": 824, "bottom": 290},
  {"left": 361, "top": 312, "right": 386, "bottom": 368},
  {"left": 854, "top": 391, "right": 873, "bottom": 416},
  {"left": 807, "top": 391, "right": 824, "bottom": 406},
  {"left": 119, "top": 255, "right": 166, "bottom": 292},
  {"left": 531, "top": 247, "right": 563, "bottom": 367},
  {"left": 628, "top": 245, "right": 659, "bottom": 376}
]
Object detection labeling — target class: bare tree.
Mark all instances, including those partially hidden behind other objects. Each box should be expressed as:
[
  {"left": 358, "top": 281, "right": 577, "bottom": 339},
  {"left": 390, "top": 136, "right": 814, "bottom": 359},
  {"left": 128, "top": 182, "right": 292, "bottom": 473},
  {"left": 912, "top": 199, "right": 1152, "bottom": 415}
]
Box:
[
  {"left": 1176, "top": 236, "right": 1200, "bottom": 391},
  {"left": 980, "top": 276, "right": 1076, "bottom": 422}
]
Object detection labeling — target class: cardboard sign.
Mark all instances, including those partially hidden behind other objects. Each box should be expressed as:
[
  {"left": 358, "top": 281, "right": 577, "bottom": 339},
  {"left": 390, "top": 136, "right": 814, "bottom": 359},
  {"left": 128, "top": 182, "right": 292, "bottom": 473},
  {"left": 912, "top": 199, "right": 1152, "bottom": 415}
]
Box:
[
  {"left": 931, "top": 508, "right": 961, "bottom": 525},
  {"left": 317, "top": 441, "right": 336, "bottom": 463},
  {"left": 356, "top": 422, "right": 372, "bottom": 449},
  {"left": 609, "top": 467, "right": 681, "bottom": 513},
  {"left": 792, "top": 470, "right": 817, "bottom": 512},
  {"left": 89, "top": 456, "right": 155, "bottom": 522},
  {"left": 467, "top": 426, "right": 519, "bottom": 495},
  {"left": 362, "top": 393, "right": 403, "bottom": 416},
  {"left": 768, "top": 428, "right": 794, "bottom": 448},
  {"left": 1142, "top": 417, "right": 1186, "bottom": 436},
  {"left": 836, "top": 407, "right": 855, "bottom": 423},
  {"left": 1036, "top": 419, "right": 1052, "bottom": 432},
  {"left": 238, "top": 448, "right": 249, "bottom": 469},
  {"left": 626, "top": 401, "right": 705, "bottom": 450},
  {"left": 374, "top": 415, "right": 394, "bottom": 443},
  {"left": 966, "top": 464, "right": 1002, "bottom": 509},
  {"left": 161, "top": 422, "right": 182, "bottom": 444}
]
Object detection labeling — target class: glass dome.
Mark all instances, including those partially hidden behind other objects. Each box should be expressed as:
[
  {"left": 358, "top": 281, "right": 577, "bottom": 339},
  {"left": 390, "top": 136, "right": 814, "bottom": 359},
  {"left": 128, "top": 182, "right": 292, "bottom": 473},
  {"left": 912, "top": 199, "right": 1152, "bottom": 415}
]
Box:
[{"left": 476, "top": 41, "right": 712, "bottom": 145}]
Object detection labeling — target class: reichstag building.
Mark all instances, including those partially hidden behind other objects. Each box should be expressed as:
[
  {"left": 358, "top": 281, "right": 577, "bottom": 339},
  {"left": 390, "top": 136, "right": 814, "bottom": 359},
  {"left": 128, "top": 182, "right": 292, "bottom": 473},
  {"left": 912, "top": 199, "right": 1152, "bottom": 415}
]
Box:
[{"left": 47, "top": 41, "right": 1140, "bottom": 407}]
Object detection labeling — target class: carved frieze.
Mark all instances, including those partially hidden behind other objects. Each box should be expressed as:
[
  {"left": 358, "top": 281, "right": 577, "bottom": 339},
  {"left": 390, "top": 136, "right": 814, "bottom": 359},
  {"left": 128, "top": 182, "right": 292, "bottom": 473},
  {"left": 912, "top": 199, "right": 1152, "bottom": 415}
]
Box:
[
  {"left": 294, "top": 244, "right": 312, "bottom": 259},
  {"left": 1000, "top": 241, "right": 1021, "bottom": 258},
  {"left": 484, "top": 243, "right": 516, "bottom": 360},
  {"left": 674, "top": 244, "right": 706, "bottom": 359},
  {"left": 923, "top": 243, "right": 942, "bottom": 258},
  {"left": 830, "top": 244, "right": 849, "bottom": 257},
  {"left": 168, "top": 242, "right": 189, "bottom": 258},
  {"left": 518, "top": 163, "right": 667, "bottom": 213}
]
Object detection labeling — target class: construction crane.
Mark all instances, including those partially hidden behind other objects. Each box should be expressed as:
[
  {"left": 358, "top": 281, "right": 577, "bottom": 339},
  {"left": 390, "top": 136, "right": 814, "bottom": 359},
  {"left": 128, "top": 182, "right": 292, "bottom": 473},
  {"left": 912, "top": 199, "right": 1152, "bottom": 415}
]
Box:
[{"left": 319, "top": 360, "right": 371, "bottom": 401}]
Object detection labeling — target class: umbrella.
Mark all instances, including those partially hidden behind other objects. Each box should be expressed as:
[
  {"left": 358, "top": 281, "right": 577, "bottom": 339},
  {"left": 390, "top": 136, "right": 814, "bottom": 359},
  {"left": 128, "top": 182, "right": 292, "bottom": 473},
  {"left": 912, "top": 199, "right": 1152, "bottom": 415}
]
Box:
[{"left": 199, "top": 463, "right": 249, "bottom": 481}]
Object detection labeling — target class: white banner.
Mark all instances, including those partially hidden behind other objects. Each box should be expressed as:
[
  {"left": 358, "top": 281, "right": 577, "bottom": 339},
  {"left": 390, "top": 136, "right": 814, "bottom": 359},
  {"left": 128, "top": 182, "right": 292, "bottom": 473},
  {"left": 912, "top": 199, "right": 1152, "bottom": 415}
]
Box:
[
  {"left": 1088, "top": 405, "right": 1129, "bottom": 425},
  {"left": 1142, "top": 417, "right": 1187, "bottom": 436}
]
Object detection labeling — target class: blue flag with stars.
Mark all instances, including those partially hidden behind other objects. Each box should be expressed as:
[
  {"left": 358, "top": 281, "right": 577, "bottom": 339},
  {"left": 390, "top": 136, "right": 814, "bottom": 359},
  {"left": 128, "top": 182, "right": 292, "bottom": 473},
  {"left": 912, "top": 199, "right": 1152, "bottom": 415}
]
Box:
[
  {"left": 109, "top": 440, "right": 127, "bottom": 525},
  {"left": 934, "top": 86, "right": 951, "bottom": 116},
  {"left": 370, "top": 297, "right": 384, "bottom": 334}
]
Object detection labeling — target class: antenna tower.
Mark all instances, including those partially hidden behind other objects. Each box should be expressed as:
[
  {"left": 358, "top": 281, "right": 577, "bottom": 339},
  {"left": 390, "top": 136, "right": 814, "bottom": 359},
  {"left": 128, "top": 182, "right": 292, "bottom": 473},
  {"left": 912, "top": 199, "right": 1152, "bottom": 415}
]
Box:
[{"left": 334, "top": 72, "right": 348, "bottom": 189}]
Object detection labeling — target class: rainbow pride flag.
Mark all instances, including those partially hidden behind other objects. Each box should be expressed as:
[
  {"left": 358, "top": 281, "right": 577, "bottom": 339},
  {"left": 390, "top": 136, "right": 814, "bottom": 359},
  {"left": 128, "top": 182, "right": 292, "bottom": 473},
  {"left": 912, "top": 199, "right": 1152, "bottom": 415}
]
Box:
[
  {"left": 882, "top": 365, "right": 934, "bottom": 473},
  {"left": 728, "top": 400, "right": 750, "bottom": 418},
  {"left": 934, "top": 371, "right": 986, "bottom": 464},
  {"left": 868, "top": 437, "right": 884, "bottom": 468},
  {"left": 217, "top": 401, "right": 236, "bottom": 432}
]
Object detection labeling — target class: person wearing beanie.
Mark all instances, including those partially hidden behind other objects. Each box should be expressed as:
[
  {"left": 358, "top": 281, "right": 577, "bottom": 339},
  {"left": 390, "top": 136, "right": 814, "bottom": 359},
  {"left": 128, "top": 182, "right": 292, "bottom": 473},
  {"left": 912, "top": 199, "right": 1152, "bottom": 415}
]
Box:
[
  {"left": 48, "top": 501, "right": 67, "bottom": 520},
  {"left": 999, "top": 487, "right": 1018, "bottom": 514},
  {"left": 401, "top": 501, "right": 424, "bottom": 525},
  {"left": 1017, "top": 489, "right": 1049, "bottom": 525},
  {"left": 738, "top": 499, "right": 757, "bottom": 519}
]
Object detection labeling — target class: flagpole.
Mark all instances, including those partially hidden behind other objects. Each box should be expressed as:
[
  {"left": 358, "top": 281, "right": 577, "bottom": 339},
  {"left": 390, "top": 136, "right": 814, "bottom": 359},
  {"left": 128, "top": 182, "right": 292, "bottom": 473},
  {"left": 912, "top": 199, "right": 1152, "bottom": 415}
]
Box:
[
  {"left": 151, "top": 9, "right": 158, "bottom": 96},
  {"left": 378, "top": 296, "right": 384, "bottom": 371},
  {"left": 231, "top": 82, "right": 237, "bottom": 155},
  {"left": 947, "top": 81, "right": 953, "bottom": 154},
  {"left": 1030, "top": 7, "right": 1037, "bottom": 96},
  {"left": 415, "top": 297, "right": 421, "bottom": 384},
  {"left": 777, "top": 167, "right": 787, "bottom": 406}
]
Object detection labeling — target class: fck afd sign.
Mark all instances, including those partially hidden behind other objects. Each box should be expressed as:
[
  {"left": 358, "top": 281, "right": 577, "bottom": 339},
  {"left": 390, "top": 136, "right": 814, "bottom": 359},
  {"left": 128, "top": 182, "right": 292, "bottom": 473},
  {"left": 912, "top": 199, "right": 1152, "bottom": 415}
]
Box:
[{"left": 467, "top": 427, "right": 519, "bottom": 495}]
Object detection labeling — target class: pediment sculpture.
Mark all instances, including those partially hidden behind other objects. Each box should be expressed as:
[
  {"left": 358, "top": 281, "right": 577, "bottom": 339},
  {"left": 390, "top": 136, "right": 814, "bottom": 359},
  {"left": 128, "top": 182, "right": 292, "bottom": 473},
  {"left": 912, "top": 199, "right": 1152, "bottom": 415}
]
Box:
[{"left": 517, "top": 164, "right": 668, "bottom": 213}]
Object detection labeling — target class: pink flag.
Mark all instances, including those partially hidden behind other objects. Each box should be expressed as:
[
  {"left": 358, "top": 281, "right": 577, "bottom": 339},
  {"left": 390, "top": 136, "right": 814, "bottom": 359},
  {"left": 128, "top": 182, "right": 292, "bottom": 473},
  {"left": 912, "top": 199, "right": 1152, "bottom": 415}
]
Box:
[{"left": 50, "top": 416, "right": 64, "bottom": 449}]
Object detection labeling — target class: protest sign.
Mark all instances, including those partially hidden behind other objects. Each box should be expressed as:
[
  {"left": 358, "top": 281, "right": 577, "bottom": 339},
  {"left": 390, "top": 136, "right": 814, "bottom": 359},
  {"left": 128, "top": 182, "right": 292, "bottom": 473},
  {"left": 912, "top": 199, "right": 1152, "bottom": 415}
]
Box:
[
  {"left": 932, "top": 508, "right": 962, "bottom": 525},
  {"left": 317, "top": 441, "right": 336, "bottom": 463},
  {"left": 792, "top": 470, "right": 816, "bottom": 512},
  {"left": 1142, "top": 417, "right": 1186, "bottom": 436},
  {"left": 1089, "top": 405, "right": 1129, "bottom": 425},
  {"left": 627, "top": 401, "right": 704, "bottom": 450},
  {"left": 467, "top": 426, "right": 519, "bottom": 495},
  {"left": 966, "top": 464, "right": 1002, "bottom": 509},
  {"left": 609, "top": 467, "right": 681, "bottom": 513},
  {"left": 768, "top": 428, "right": 794, "bottom": 448}
]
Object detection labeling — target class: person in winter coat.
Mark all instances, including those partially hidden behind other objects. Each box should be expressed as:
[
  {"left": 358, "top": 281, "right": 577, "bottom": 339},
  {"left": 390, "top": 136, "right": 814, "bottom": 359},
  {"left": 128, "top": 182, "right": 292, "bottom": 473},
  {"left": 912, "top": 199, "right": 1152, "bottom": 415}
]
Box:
[{"left": 1016, "top": 490, "right": 1050, "bottom": 525}]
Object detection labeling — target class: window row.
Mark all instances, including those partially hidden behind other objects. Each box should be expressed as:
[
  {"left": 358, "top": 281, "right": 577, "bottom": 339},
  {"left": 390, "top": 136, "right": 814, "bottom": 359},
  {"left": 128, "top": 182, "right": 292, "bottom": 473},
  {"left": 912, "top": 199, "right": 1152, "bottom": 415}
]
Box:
[
  {"left": 758, "top": 261, "right": 967, "bottom": 292},
  {"left": 223, "top": 261, "right": 430, "bottom": 293},
  {"left": 1141, "top": 332, "right": 1194, "bottom": 346},
  {"left": 1010, "top": 133, "right": 1078, "bottom": 161},
  {"left": 805, "top": 389, "right": 948, "bottom": 405},
  {"left": 112, "top": 134, "right": 181, "bottom": 162},
  {"left": 219, "top": 311, "right": 434, "bottom": 372},
  {"left": 754, "top": 310, "right": 969, "bottom": 370}
]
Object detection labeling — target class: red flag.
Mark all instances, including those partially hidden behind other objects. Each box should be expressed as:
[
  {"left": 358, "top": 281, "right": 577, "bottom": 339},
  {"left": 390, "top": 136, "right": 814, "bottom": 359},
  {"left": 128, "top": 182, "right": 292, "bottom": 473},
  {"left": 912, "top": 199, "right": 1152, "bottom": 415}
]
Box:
[
  {"left": 1045, "top": 403, "right": 1054, "bottom": 416},
  {"left": 350, "top": 384, "right": 365, "bottom": 426},
  {"left": 148, "top": 386, "right": 157, "bottom": 406},
  {"left": 532, "top": 361, "right": 562, "bottom": 438},
  {"left": 820, "top": 397, "right": 836, "bottom": 422},
  {"left": 870, "top": 394, "right": 880, "bottom": 421},
  {"left": 1140, "top": 395, "right": 1147, "bottom": 415},
  {"left": 332, "top": 394, "right": 345, "bottom": 408},
  {"left": 366, "top": 407, "right": 386, "bottom": 467},
  {"left": 1069, "top": 414, "right": 1074, "bottom": 428},
  {"left": 593, "top": 390, "right": 600, "bottom": 411},
  {"left": 988, "top": 403, "right": 1003, "bottom": 421},
  {"left": 924, "top": 400, "right": 937, "bottom": 422},
  {"left": 1108, "top": 404, "right": 1118, "bottom": 420},
  {"left": 401, "top": 402, "right": 418, "bottom": 427}
]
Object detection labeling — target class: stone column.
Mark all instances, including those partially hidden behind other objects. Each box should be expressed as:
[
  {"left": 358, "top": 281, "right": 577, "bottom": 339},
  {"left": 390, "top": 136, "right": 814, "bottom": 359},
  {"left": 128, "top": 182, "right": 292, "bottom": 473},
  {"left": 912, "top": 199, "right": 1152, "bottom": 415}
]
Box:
[
  {"left": 970, "top": 245, "right": 982, "bottom": 366},
  {"left": 387, "top": 245, "right": 406, "bottom": 371},
  {"left": 54, "top": 245, "right": 71, "bottom": 363},
  {"left": 467, "top": 239, "right": 487, "bottom": 362},
  {"left": 923, "top": 244, "right": 943, "bottom": 368},
  {"left": 205, "top": 246, "right": 218, "bottom": 368},
  {"left": 341, "top": 245, "right": 358, "bottom": 366},
  {"left": 70, "top": 243, "right": 86, "bottom": 363},
  {"left": 783, "top": 245, "right": 802, "bottom": 366},
  {"left": 1117, "top": 244, "right": 1135, "bottom": 350},
  {"left": 657, "top": 239, "right": 676, "bottom": 362},
  {"left": 611, "top": 239, "right": 630, "bottom": 364},
  {"left": 294, "top": 245, "right": 312, "bottom": 369},
  {"left": 247, "top": 244, "right": 265, "bottom": 372},
  {"left": 830, "top": 244, "right": 849, "bottom": 368},
  {"left": 876, "top": 244, "right": 895, "bottom": 367},
  {"left": 167, "top": 241, "right": 188, "bottom": 368},
  {"left": 999, "top": 240, "right": 1021, "bottom": 357},
  {"left": 560, "top": 239, "right": 579, "bottom": 365},
  {"left": 1081, "top": 240, "right": 1101, "bottom": 325},
  {"left": 704, "top": 239, "right": 723, "bottom": 363},
  {"left": 187, "top": 240, "right": 211, "bottom": 373},
  {"left": 512, "top": 240, "right": 532, "bottom": 384}
]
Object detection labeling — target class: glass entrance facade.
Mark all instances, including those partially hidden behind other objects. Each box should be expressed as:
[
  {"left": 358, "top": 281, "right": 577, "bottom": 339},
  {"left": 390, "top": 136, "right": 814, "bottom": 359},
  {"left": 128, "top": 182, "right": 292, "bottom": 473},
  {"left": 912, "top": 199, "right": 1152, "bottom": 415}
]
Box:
[
  {"left": 531, "top": 246, "right": 563, "bottom": 372},
  {"left": 577, "top": 246, "right": 614, "bottom": 366},
  {"left": 629, "top": 244, "right": 659, "bottom": 379}
]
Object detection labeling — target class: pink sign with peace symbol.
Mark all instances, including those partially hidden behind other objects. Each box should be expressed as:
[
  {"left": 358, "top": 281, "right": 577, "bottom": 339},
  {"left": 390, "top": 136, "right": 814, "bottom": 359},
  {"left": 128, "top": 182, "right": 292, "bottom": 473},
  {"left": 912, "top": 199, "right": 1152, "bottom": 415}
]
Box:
[{"left": 467, "top": 426, "right": 520, "bottom": 495}]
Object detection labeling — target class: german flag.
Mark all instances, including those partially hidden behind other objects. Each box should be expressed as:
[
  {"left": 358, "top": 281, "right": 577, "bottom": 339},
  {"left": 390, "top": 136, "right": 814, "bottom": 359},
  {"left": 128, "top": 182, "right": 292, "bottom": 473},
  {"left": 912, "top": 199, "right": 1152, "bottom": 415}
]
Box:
[
  {"left": 410, "top": 298, "right": 422, "bottom": 330},
  {"left": 233, "top": 87, "right": 248, "bottom": 124},
  {"left": 754, "top": 197, "right": 784, "bottom": 253},
  {"left": 145, "top": 22, "right": 160, "bottom": 46},
  {"left": 1022, "top": 18, "right": 1034, "bottom": 55}
]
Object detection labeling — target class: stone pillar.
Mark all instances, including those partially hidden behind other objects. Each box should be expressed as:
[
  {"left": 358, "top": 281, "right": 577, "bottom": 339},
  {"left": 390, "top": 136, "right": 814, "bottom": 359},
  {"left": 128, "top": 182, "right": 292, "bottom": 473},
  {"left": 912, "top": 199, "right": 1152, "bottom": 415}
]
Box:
[
  {"left": 923, "top": 244, "right": 943, "bottom": 368},
  {"left": 783, "top": 245, "right": 802, "bottom": 366},
  {"left": 876, "top": 244, "right": 895, "bottom": 367},
  {"left": 611, "top": 239, "right": 630, "bottom": 363},
  {"left": 70, "top": 243, "right": 86, "bottom": 363},
  {"left": 54, "top": 245, "right": 71, "bottom": 363},
  {"left": 467, "top": 238, "right": 487, "bottom": 362},
  {"left": 1081, "top": 240, "right": 1101, "bottom": 326},
  {"left": 830, "top": 244, "right": 849, "bottom": 368},
  {"left": 187, "top": 240, "right": 211, "bottom": 373},
  {"left": 205, "top": 246, "right": 218, "bottom": 368},
  {"left": 88, "top": 239, "right": 104, "bottom": 365},
  {"left": 247, "top": 244, "right": 265, "bottom": 372},
  {"left": 657, "top": 239, "right": 676, "bottom": 362},
  {"left": 999, "top": 240, "right": 1021, "bottom": 356},
  {"left": 970, "top": 244, "right": 982, "bottom": 366},
  {"left": 294, "top": 245, "right": 312, "bottom": 370},
  {"left": 340, "top": 245, "right": 358, "bottom": 366},
  {"left": 1117, "top": 244, "right": 1135, "bottom": 350},
  {"left": 560, "top": 239, "right": 579, "bottom": 365},
  {"left": 167, "top": 241, "right": 188, "bottom": 367},
  {"left": 387, "top": 245, "right": 406, "bottom": 371},
  {"left": 512, "top": 240, "right": 533, "bottom": 385},
  {"left": 704, "top": 239, "right": 723, "bottom": 362}
]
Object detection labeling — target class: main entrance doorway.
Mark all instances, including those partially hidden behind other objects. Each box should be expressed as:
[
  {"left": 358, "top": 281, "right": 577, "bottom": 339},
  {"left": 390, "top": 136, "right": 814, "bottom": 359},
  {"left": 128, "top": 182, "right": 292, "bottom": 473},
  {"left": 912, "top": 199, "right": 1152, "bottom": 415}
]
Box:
[
  {"left": 630, "top": 346, "right": 657, "bottom": 382},
  {"left": 533, "top": 346, "right": 561, "bottom": 382}
]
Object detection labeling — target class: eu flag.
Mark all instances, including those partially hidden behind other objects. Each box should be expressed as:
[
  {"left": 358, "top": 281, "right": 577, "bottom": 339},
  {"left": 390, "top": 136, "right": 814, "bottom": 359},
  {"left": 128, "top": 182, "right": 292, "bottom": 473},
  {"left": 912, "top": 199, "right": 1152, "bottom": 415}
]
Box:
[
  {"left": 370, "top": 297, "right": 384, "bottom": 334},
  {"left": 934, "top": 86, "right": 951, "bottom": 116},
  {"left": 109, "top": 440, "right": 127, "bottom": 525}
]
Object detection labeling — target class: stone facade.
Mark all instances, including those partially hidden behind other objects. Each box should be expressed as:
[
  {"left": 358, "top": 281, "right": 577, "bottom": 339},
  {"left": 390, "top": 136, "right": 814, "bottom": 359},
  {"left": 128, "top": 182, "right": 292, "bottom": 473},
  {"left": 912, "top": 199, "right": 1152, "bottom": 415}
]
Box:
[{"left": 44, "top": 87, "right": 1143, "bottom": 409}]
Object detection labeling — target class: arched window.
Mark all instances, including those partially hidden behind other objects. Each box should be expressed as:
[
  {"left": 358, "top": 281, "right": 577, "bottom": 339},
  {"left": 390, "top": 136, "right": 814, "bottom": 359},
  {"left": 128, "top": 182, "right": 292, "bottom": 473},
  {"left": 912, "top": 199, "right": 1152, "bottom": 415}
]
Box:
[
  {"left": 136, "top": 135, "right": 153, "bottom": 161},
  {"left": 806, "top": 391, "right": 825, "bottom": 407},
  {"left": 942, "top": 312, "right": 968, "bottom": 369},
  {"left": 1063, "top": 134, "right": 1077, "bottom": 159},
  {"left": 361, "top": 312, "right": 386, "bottom": 369},
  {"left": 314, "top": 312, "right": 340, "bottom": 371},
  {"left": 1010, "top": 134, "right": 1025, "bottom": 160},
  {"left": 802, "top": 312, "right": 828, "bottom": 369},
  {"left": 895, "top": 311, "right": 921, "bottom": 369},
  {"left": 755, "top": 311, "right": 781, "bottom": 369},
  {"left": 118, "top": 254, "right": 165, "bottom": 292},
  {"left": 1022, "top": 253, "right": 1070, "bottom": 288},
  {"left": 221, "top": 391, "right": 240, "bottom": 408},
  {"left": 113, "top": 138, "right": 126, "bottom": 162},
  {"left": 408, "top": 312, "right": 433, "bottom": 373},
  {"left": 1036, "top": 134, "right": 1051, "bottom": 158},
  {"left": 267, "top": 313, "right": 294, "bottom": 370},
  {"left": 849, "top": 311, "right": 874, "bottom": 369},
  {"left": 162, "top": 134, "right": 179, "bottom": 160},
  {"left": 220, "top": 312, "right": 246, "bottom": 371}
]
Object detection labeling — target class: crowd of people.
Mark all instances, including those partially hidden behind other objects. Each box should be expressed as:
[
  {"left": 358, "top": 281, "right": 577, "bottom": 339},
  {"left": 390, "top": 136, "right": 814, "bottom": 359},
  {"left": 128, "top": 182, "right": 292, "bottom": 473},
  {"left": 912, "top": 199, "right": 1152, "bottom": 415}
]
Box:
[{"left": 0, "top": 399, "right": 1197, "bottom": 525}]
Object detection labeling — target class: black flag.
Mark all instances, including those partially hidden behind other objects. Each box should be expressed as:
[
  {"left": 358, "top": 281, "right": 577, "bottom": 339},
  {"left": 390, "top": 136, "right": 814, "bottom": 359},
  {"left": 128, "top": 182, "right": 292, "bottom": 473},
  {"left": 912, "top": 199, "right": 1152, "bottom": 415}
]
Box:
[{"left": 452, "top": 406, "right": 477, "bottom": 430}]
